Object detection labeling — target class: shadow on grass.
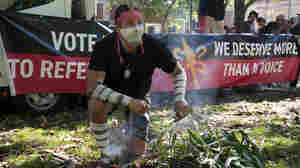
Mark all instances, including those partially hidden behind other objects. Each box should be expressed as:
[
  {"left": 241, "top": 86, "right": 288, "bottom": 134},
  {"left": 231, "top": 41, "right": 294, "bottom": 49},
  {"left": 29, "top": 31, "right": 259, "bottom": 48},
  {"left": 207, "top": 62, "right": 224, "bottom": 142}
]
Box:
[
  {"left": 223, "top": 118, "right": 300, "bottom": 168},
  {"left": 248, "top": 122, "right": 300, "bottom": 167},
  {"left": 1, "top": 87, "right": 299, "bottom": 132},
  {"left": 0, "top": 108, "right": 88, "bottom": 132},
  {"left": 0, "top": 139, "right": 47, "bottom": 154},
  {"left": 0, "top": 141, "right": 60, "bottom": 168},
  {"left": 0, "top": 142, "right": 26, "bottom": 156},
  {"left": 264, "top": 142, "right": 300, "bottom": 168},
  {"left": 151, "top": 88, "right": 220, "bottom": 109},
  {"left": 219, "top": 87, "right": 300, "bottom": 104},
  {"left": 8, "top": 157, "right": 59, "bottom": 168}
]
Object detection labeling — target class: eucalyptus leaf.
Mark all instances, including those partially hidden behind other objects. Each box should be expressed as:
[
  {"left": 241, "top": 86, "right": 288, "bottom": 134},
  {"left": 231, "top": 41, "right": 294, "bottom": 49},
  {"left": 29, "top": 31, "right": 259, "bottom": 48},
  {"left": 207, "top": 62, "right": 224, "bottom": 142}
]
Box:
[{"left": 225, "top": 156, "right": 240, "bottom": 168}]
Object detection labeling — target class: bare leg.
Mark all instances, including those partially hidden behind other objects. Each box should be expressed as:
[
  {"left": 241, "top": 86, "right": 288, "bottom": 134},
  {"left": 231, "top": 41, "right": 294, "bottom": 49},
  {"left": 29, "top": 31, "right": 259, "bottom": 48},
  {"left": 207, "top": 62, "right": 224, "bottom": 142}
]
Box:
[
  {"left": 89, "top": 99, "right": 112, "bottom": 124},
  {"left": 89, "top": 99, "right": 112, "bottom": 148},
  {"left": 215, "top": 20, "right": 225, "bottom": 34},
  {"left": 206, "top": 16, "right": 215, "bottom": 33},
  {"left": 129, "top": 137, "right": 146, "bottom": 168},
  {"left": 128, "top": 137, "right": 146, "bottom": 155}
]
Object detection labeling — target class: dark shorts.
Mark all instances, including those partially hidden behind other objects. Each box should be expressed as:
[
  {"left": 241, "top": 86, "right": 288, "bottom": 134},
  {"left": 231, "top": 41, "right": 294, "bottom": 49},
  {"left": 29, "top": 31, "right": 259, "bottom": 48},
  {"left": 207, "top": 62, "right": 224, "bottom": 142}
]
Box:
[
  {"left": 198, "top": 0, "right": 225, "bottom": 21},
  {"left": 198, "top": 0, "right": 209, "bottom": 16}
]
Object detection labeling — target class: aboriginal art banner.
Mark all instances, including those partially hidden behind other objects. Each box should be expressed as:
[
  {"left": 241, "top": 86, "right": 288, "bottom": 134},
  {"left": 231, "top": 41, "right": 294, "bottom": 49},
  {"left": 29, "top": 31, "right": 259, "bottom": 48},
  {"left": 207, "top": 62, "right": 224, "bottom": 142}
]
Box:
[
  {"left": 0, "top": 11, "right": 299, "bottom": 102},
  {"left": 150, "top": 34, "right": 300, "bottom": 106},
  {"left": 151, "top": 34, "right": 300, "bottom": 92}
]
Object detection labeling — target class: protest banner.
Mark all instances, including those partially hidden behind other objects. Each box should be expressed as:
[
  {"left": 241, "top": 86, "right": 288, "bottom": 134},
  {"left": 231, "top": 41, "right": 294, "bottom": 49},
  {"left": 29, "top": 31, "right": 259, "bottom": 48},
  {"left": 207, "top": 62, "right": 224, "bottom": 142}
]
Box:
[{"left": 1, "top": 12, "right": 299, "bottom": 106}]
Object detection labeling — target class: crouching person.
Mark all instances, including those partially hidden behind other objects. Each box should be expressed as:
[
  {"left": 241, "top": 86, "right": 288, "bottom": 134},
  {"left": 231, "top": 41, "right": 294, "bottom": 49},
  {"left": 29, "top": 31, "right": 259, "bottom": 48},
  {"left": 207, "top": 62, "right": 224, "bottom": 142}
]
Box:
[{"left": 86, "top": 4, "right": 190, "bottom": 167}]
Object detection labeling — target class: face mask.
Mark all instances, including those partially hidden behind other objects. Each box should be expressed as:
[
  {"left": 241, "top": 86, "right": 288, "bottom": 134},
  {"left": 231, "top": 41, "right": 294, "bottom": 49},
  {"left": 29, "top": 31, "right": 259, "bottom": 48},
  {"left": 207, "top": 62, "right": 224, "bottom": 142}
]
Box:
[{"left": 120, "top": 24, "right": 144, "bottom": 46}]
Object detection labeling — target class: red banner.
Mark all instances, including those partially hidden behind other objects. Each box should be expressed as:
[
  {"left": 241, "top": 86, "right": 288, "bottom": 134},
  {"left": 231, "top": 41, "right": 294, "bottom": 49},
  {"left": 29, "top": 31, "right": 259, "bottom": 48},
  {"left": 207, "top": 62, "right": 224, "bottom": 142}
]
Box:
[
  {"left": 8, "top": 53, "right": 89, "bottom": 94},
  {"left": 2, "top": 11, "right": 299, "bottom": 95},
  {"left": 151, "top": 58, "right": 300, "bottom": 92},
  {"left": 7, "top": 54, "right": 300, "bottom": 94}
]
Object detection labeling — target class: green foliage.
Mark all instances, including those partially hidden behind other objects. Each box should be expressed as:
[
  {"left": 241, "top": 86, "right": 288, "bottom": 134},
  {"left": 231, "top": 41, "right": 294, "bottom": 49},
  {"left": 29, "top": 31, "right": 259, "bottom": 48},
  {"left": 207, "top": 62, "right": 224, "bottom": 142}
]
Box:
[
  {"left": 2, "top": 97, "right": 300, "bottom": 168},
  {"left": 146, "top": 128, "right": 266, "bottom": 168},
  {"left": 109, "top": 0, "right": 169, "bottom": 18},
  {"left": 109, "top": 0, "right": 199, "bottom": 24}
]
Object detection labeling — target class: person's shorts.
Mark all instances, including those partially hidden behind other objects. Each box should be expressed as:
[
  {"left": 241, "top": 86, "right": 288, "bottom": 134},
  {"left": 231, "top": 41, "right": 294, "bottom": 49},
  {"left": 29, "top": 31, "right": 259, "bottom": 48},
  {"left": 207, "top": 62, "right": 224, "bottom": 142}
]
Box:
[
  {"left": 109, "top": 99, "right": 150, "bottom": 142},
  {"left": 199, "top": 0, "right": 225, "bottom": 21},
  {"left": 198, "top": 0, "right": 209, "bottom": 16}
]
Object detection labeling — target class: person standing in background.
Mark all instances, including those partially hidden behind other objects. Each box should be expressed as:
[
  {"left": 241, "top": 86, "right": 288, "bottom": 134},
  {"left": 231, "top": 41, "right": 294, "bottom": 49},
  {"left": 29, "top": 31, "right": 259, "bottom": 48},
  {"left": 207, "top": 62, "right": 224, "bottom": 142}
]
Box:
[
  {"left": 275, "top": 14, "right": 290, "bottom": 34},
  {"left": 289, "top": 13, "right": 300, "bottom": 89},
  {"left": 257, "top": 17, "right": 266, "bottom": 34},
  {"left": 198, "top": 0, "right": 226, "bottom": 33},
  {"left": 246, "top": 10, "right": 258, "bottom": 33}
]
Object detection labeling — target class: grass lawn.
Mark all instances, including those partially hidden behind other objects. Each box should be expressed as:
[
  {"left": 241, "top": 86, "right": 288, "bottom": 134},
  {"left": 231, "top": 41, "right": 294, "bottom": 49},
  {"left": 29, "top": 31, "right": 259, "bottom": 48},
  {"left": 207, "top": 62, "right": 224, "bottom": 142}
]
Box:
[{"left": 1, "top": 95, "right": 300, "bottom": 168}]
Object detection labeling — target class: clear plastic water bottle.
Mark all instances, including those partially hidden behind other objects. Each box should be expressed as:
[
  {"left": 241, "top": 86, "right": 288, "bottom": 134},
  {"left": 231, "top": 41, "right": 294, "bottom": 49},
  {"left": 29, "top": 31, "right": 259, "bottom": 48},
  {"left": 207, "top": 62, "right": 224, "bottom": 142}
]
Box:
[
  {"left": 102, "top": 123, "right": 137, "bottom": 167},
  {"left": 102, "top": 126, "right": 129, "bottom": 162}
]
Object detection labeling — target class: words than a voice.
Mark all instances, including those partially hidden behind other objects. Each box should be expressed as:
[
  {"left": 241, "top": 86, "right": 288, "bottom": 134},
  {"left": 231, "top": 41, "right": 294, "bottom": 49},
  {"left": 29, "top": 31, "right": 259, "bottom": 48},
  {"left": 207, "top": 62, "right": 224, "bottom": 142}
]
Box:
[
  {"left": 215, "top": 42, "right": 298, "bottom": 57},
  {"left": 223, "top": 60, "right": 285, "bottom": 77}
]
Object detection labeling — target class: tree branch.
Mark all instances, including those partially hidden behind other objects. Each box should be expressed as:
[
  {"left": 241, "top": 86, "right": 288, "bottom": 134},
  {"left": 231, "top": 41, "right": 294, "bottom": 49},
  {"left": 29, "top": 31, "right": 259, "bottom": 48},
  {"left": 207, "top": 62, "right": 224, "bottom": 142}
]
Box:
[{"left": 160, "top": 0, "right": 177, "bottom": 32}]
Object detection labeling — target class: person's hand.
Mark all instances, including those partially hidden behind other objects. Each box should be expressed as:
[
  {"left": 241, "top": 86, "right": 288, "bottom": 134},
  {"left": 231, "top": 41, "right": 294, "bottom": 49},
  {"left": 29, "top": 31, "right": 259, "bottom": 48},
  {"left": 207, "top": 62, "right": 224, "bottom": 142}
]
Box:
[
  {"left": 174, "top": 100, "right": 190, "bottom": 121},
  {"left": 128, "top": 99, "right": 149, "bottom": 115}
]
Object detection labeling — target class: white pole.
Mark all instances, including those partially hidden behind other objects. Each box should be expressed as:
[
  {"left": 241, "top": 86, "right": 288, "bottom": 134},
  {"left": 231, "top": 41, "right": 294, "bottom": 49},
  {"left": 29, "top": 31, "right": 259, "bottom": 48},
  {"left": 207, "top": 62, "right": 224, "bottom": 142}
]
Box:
[
  {"left": 288, "top": 0, "right": 292, "bottom": 19},
  {"left": 0, "top": 34, "right": 16, "bottom": 96}
]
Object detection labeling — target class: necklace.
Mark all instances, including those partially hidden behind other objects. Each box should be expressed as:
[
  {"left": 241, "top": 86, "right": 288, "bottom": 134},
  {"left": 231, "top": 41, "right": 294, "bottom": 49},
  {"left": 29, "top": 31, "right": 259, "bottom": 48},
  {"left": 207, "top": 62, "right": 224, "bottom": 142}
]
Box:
[
  {"left": 124, "top": 64, "right": 131, "bottom": 79},
  {"left": 116, "top": 34, "right": 142, "bottom": 79},
  {"left": 124, "top": 68, "right": 131, "bottom": 79}
]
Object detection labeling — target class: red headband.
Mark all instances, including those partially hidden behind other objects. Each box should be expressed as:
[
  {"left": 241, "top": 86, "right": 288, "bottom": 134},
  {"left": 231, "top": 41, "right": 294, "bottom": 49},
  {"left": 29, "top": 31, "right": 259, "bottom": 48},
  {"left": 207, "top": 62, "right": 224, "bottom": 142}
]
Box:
[{"left": 116, "top": 10, "right": 144, "bottom": 25}]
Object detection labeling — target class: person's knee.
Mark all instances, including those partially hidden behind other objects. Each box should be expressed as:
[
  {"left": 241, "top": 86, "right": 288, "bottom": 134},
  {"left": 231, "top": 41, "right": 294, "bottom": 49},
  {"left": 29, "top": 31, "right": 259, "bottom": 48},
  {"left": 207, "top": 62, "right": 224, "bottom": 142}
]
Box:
[
  {"left": 89, "top": 99, "right": 112, "bottom": 123},
  {"left": 133, "top": 114, "right": 149, "bottom": 131}
]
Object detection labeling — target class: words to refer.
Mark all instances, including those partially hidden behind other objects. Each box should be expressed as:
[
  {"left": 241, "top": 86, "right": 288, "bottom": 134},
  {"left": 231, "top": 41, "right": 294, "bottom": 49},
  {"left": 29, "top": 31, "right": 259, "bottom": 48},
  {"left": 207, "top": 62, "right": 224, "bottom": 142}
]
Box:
[{"left": 8, "top": 59, "right": 88, "bottom": 80}]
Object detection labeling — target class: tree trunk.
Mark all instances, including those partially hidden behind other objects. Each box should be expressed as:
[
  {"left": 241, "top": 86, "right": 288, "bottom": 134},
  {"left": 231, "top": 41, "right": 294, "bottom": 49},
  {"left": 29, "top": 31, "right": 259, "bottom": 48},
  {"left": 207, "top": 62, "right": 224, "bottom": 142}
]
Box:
[
  {"left": 234, "top": 0, "right": 246, "bottom": 25},
  {"left": 161, "top": 0, "right": 177, "bottom": 33}
]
